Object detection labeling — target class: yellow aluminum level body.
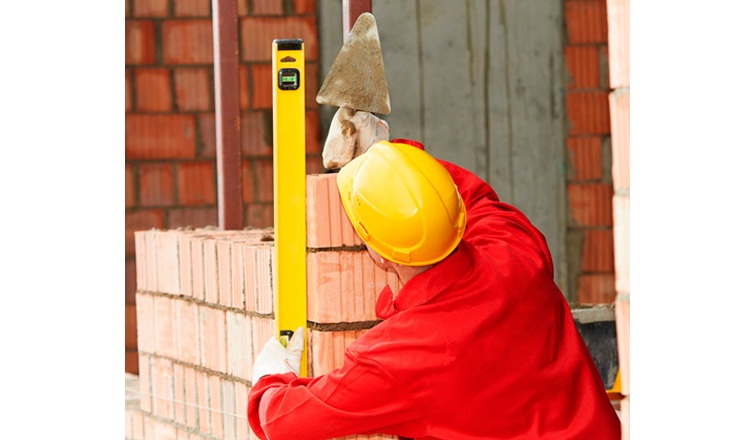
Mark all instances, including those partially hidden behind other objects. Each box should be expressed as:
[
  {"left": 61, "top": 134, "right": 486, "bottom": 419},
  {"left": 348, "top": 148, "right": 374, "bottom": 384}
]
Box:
[{"left": 272, "top": 39, "right": 307, "bottom": 377}]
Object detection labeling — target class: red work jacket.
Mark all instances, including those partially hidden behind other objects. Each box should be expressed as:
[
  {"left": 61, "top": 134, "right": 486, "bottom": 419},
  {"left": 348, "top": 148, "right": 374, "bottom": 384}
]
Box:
[{"left": 248, "top": 139, "right": 621, "bottom": 439}]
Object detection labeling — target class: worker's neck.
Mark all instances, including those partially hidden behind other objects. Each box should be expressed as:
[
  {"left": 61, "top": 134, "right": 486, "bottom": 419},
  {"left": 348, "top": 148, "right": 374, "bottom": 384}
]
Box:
[{"left": 391, "top": 263, "right": 435, "bottom": 286}]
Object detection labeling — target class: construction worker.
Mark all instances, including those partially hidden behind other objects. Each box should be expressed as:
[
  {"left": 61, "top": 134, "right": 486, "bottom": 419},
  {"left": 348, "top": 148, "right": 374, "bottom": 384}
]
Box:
[{"left": 247, "top": 139, "right": 621, "bottom": 439}]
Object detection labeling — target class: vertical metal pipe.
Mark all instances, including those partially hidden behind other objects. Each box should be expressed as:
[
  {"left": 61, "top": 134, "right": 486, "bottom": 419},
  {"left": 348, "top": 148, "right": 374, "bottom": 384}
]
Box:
[
  {"left": 212, "top": 0, "right": 243, "bottom": 230},
  {"left": 342, "top": 0, "right": 372, "bottom": 41}
]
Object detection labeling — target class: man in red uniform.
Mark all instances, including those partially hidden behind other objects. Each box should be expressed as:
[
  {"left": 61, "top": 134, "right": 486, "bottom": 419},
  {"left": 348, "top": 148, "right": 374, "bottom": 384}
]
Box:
[{"left": 247, "top": 139, "right": 621, "bottom": 439}]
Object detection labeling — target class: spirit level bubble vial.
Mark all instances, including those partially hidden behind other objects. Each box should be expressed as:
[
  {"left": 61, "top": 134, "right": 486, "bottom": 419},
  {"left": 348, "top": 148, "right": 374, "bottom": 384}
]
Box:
[{"left": 272, "top": 38, "right": 307, "bottom": 377}]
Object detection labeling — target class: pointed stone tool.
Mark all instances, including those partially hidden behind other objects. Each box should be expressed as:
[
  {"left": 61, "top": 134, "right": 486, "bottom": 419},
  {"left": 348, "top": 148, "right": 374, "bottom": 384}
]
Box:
[{"left": 316, "top": 13, "right": 391, "bottom": 115}]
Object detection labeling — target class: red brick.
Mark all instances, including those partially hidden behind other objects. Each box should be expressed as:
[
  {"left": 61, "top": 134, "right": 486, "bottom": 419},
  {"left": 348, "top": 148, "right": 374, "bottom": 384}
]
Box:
[
  {"left": 309, "top": 329, "right": 368, "bottom": 377},
  {"left": 240, "top": 111, "right": 272, "bottom": 156},
  {"left": 162, "top": 20, "right": 214, "bottom": 65},
  {"left": 251, "top": 64, "right": 273, "bottom": 109},
  {"left": 135, "top": 294, "right": 155, "bottom": 353},
  {"left": 126, "top": 20, "right": 156, "bottom": 64},
  {"left": 565, "top": 0, "right": 608, "bottom": 44},
  {"left": 178, "top": 234, "right": 193, "bottom": 297},
  {"left": 139, "top": 162, "right": 175, "bottom": 207},
  {"left": 237, "top": 0, "right": 249, "bottom": 16},
  {"left": 174, "top": 0, "right": 211, "bottom": 17},
  {"left": 135, "top": 233, "right": 149, "bottom": 290},
  {"left": 255, "top": 159, "right": 273, "bottom": 202},
  {"left": 139, "top": 354, "right": 153, "bottom": 412},
  {"left": 306, "top": 173, "right": 362, "bottom": 248},
  {"left": 243, "top": 244, "right": 274, "bottom": 313},
  {"left": 227, "top": 312, "right": 252, "bottom": 381},
  {"left": 564, "top": 45, "right": 599, "bottom": 90},
  {"left": 208, "top": 375, "right": 224, "bottom": 438},
  {"left": 126, "top": 114, "right": 197, "bottom": 159},
  {"left": 304, "top": 62, "right": 318, "bottom": 109},
  {"left": 126, "top": 351, "right": 139, "bottom": 374},
  {"left": 126, "top": 163, "right": 136, "bottom": 207},
  {"left": 621, "top": 396, "right": 630, "bottom": 438},
  {"left": 231, "top": 241, "right": 247, "bottom": 309},
  {"left": 154, "top": 420, "right": 177, "bottom": 439},
  {"left": 566, "top": 137, "right": 603, "bottom": 181},
  {"left": 306, "top": 155, "right": 324, "bottom": 174},
  {"left": 154, "top": 296, "right": 176, "bottom": 357},
  {"left": 133, "top": 0, "right": 169, "bottom": 16},
  {"left": 217, "top": 240, "right": 233, "bottom": 306},
  {"left": 184, "top": 367, "right": 198, "bottom": 427},
  {"left": 196, "top": 371, "right": 210, "bottom": 433},
  {"left": 174, "top": 364, "right": 187, "bottom": 425},
  {"left": 247, "top": 203, "right": 273, "bottom": 228},
  {"left": 241, "top": 17, "right": 319, "bottom": 62},
  {"left": 199, "top": 307, "right": 227, "bottom": 371},
  {"left": 126, "top": 257, "right": 137, "bottom": 303},
  {"left": 240, "top": 64, "right": 250, "bottom": 110},
  {"left": 176, "top": 299, "right": 201, "bottom": 365},
  {"left": 197, "top": 113, "right": 217, "bottom": 157},
  {"left": 254, "top": 0, "right": 283, "bottom": 15},
  {"left": 177, "top": 161, "right": 216, "bottom": 205},
  {"left": 566, "top": 91, "right": 610, "bottom": 135},
  {"left": 235, "top": 383, "right": 250, "bottom": 439},
  {"left": 306, "top": 110, "right": 320, "bottom": 154},
  {"left": 175, "top": 67, "right": 213, "bottom": 111},
  {"left": 307, "top": 251, "right": 392, "bottom": 323},
  {"left": 251, "top": 317, "right": 275, "bottom": 361},
  {"left": 167, "top": 207, "right": 218, "bottom": 229},
  {"left": 606, "top": 0, "right": 630, "bottom": 88},
  {"left": 609, "top": 90, "right": 630, "bottom": 191},
  {"left": 568, "top": 183, "right": 613, "bottom": 226},
  {"left": 613, "top": 194, "right": 630, "bottom": 294},
  {"left": 126, "top": 69, "right": 133, "bottom": 112},
  {"left": 126, "top": 210, "right": 165, "bottom": 256},
  {"left": 152, "top": 357, "right": 174, "bottom": 418},
  {"left": 126, "top": 303, "right": 138, "bottom": 349},
  {"left": 221, "top": 380, "right": 237, "bottom": 440},
  {"left": 156, "top": 231, "right": 182, "bottom": 294},
  {"left": 581, "top": 229, "right": 614, "bottom": 272},
  {"left": 293, "top": 0, "right": 316, "bottom": 15},
  {"left": 143, "top": 416, "right": 155, "bottom": 440},
  {"left": 241, "top": 160, "right": 256, "bottom": 203},
  {"left": 203, "top": 239, "right": 220, "bottom": 304},
  {"left": 577, "top": 273, "right": 615, "bottom": 304},
  {"left": 190, "top": 236, "right": 207, "bottom": 300}
]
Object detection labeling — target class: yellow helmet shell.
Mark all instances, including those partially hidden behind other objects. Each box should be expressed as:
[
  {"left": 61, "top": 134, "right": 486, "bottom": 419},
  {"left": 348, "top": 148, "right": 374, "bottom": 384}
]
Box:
[{"left": 336, "top": 141, "right": 467, "bottom": 266}]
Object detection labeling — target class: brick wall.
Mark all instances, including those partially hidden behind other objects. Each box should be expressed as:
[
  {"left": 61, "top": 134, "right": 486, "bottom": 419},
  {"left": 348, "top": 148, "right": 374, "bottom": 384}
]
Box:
[
  {"left": 605, "top": 0, "right": 629, "bottom": 437},
  {"left": 129, "top": 174, "right": 398, "bottom": 439},
  {"left": 125, "top": 0, "right": 323, "bottom": 374},
  {"left": 563, "top": 0, "right": 616, "bottom": 305}
]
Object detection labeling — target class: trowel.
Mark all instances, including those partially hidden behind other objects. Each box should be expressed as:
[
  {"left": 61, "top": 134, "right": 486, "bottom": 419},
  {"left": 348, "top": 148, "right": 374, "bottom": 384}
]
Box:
[{"left": 316, "top": 13, "right": 392, "bottom": 169}]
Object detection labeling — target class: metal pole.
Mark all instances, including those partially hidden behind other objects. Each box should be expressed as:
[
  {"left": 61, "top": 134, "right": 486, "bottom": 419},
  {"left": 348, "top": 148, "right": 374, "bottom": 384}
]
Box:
[
  {"left": 212, "top": 0, "right": 243, "bottom": 230},
  {"left": 342, "top": 0, "right": 372, "bottom": 41}
]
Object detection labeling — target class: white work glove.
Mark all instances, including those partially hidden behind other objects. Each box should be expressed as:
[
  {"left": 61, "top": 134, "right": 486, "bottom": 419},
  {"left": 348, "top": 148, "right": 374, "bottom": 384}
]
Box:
[
  {"left": 322, "top": 107, "right": 390, "bottom": 170},
  {"left": 251, "top": 326, "right": 305, "bottom": 385}
]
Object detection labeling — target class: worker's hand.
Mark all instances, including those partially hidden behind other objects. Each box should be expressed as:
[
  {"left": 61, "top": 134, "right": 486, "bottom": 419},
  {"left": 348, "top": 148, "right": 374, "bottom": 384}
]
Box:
[
  {"left": 322, "top": 107, "right": 389, "bottom": 169},
  {"left": 251, "top": 326, "right": 305, "bottom": 386}
]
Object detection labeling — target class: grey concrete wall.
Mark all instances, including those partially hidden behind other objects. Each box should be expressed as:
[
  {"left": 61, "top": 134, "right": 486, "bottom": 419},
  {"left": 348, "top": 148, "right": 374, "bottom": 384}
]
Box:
[{"left": 318, "top": 0, "right": 569, "bottom": 297}]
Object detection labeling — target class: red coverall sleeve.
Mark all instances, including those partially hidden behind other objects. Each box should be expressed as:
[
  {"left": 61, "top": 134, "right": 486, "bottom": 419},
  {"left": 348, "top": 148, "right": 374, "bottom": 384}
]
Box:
[{"left": 247, "top": 350, "right": 421, "bottom": 440}]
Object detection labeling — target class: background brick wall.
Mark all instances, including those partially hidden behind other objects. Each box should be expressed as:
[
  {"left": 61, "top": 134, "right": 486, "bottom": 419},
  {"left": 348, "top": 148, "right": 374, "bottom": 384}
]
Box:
[
  {"left": 563, "top": 0, "right": 617, "bottom": 305},
  {"left": 129, "top": 175, "right": 399, "bottom": 439},
  {"left": 125, "top": 0, "right": 323, "bottom": 374}
]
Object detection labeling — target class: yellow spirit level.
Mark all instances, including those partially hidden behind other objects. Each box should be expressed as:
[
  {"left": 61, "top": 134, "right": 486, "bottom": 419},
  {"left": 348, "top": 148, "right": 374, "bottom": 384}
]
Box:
[{"left": 272, "top": 39, "right": 307, "bottom": 376}]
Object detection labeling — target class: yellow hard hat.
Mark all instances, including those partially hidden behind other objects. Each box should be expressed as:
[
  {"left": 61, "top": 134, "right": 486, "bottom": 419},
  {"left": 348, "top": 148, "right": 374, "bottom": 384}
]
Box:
[{"left": 336, "top": 140, "right": 467, "bottom": 266}]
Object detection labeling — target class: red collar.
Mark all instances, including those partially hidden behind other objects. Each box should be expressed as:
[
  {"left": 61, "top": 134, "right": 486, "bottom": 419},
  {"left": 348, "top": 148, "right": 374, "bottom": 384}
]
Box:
[{"left": 376, "top": 242, "right": 471, "bottom": 319}]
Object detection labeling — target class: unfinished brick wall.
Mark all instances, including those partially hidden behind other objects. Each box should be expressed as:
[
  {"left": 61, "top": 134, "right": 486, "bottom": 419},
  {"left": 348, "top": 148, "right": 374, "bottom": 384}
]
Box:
[
  {"left": 563, "top": 0, "right": 616, "bottom": 305},
  {"left": 128, "top": 173, "right": 398, "bottom": 439},
  {"left": 605, "top": 0, "right": 629, "bottom": 437},
  {"left": 125, "top": 0, "right": 323, "bottom": 374}
]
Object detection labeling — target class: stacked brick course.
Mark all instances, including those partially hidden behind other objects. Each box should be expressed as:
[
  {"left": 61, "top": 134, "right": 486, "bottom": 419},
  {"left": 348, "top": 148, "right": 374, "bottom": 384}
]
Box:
[
  {"left": 563, "top": 0, "right": 616, "bottom": 305},
  {"left": 128, "top": 173, "right": 397, "bottom": 439},
  {"left": 125, "top": 0, "right": 323, "bottom": 374},
  {"left": 605, "top": 0, "right": 630, "bottom": 437}
]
